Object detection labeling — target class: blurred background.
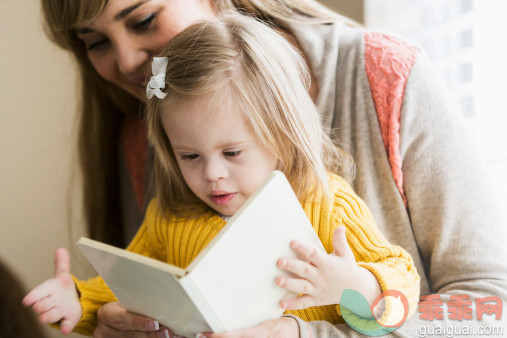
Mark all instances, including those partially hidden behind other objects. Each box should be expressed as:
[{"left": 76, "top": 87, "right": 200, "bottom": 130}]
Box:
[{"left": 0, "top": 0, "right": 505, "bottom": 337}]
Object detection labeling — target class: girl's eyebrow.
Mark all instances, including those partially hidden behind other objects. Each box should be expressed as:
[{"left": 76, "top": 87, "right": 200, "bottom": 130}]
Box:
[
  {"left": 172, "top": 141, "right": 252, "bottom": 151},
  {"left": 75, "top": 0, "right": 151, "bottom": 35},
  {"left": 217, "top": 140, "right": 251, "bottom": 148}
]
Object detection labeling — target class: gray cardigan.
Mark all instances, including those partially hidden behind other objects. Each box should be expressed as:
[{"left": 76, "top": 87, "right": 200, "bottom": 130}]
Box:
[{"left": 286, "top": 21, "right": 507, "bottom": 337}]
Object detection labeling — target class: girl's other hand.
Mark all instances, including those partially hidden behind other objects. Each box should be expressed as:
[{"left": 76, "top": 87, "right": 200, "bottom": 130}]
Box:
[
  {"left": 22, "top": 248, "right": 82, "bottom": 334},
  {"left": 276, "top": 226, "right": 382, "bottom": 309}
]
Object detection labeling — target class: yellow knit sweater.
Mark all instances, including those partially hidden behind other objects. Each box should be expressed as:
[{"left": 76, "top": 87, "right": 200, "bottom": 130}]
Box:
[{"left": 72, "top": 173, "right": 420, "bottom": 335}]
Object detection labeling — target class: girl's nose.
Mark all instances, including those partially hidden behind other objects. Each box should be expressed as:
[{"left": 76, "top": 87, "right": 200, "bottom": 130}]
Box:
[
  {"left": 115, "top": 40, "right": 149, "bottom": 75},
  {"left": 203, "top": 159, "right": 228, "bottom": 182}
]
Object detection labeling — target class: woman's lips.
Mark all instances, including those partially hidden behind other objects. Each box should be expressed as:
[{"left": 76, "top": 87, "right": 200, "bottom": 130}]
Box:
[{"left": 209, "top": 193, "right": 237, "bottom": 206}]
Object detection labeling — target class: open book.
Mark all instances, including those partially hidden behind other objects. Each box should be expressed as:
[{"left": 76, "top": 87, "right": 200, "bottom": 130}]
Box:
[{"left": 77, "top": 171, "right": 324, "bottom": 337}]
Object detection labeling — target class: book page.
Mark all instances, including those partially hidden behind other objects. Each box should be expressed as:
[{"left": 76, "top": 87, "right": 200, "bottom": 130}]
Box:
[{"left": 184, "top": 171, "right": 324, "bottom": 332}]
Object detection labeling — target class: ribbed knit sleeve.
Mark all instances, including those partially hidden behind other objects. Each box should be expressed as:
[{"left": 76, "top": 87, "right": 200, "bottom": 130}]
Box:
[
  {"left": 286, "top": 173, "right": 420, "bottom": 324},
  {"left": 71, "top": 275, "right": 116, "bottom": 335},
  {"left": 328, "top": 174, "right": 420, "bottom": 320},
  {"left": 71, "top": 199, "right": 166, "bottom": 335}
]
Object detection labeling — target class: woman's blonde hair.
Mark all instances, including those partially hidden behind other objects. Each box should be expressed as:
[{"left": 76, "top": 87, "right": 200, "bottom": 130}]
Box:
[
  {"left": 147, "top": 13, "right": 353, "bottom": 218},
  {"left": 40, "top": 0, "right": 354, "bottom": 244}
]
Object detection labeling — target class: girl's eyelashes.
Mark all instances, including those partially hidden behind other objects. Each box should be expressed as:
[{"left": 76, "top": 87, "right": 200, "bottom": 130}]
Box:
[
  {"left": 132, "top": 12, "right": 158, "bottom": 32},
  {"left": 179, "top": 150, "right": 241, "bottom": 160},
  {"left": 223, "top": 150, "right": 241, "bottom": 157},
  {"left": 181, "top": 153, "right": 199, "bottom": 160}
]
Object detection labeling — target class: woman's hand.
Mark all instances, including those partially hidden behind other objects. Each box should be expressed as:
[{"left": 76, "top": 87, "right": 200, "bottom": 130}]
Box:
[
  {"left": 94, "top": 302, "right": 173, "bottom": 338},
  {"left": 276, "top": 226, "right": 382, "bottom": 309},
  {"left": 22, "top": 248, "right": 82, "bottom": 334},
  {"left": 198, "top": 316, "right": 299, "bottom": 338}
]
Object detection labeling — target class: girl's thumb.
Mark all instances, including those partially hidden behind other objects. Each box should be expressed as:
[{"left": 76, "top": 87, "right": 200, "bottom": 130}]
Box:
[
  {"left": 332, "top": 227, "right": 355, "bottom": 260},
  {"left": 53, "top": 247, "right": 71, "bottom": 276}
]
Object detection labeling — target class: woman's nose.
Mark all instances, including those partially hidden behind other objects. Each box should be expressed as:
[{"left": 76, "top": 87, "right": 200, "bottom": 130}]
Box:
[{"left": 115, "top": 40, "right": 149, "bottom": 75}]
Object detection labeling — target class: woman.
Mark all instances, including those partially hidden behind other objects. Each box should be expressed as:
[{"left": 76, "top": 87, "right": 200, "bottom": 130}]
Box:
[{"left": 40, "top": 0, "right": 507, "bottom": 337}]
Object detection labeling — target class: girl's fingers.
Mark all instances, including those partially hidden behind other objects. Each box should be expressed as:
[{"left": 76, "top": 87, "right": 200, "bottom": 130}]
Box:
[
  {"left": 332, "top": 227, "right": 355, "bottom": 261},
  {"left": 53, "top": 247, "right": 71, "bottom": 276},
  {"left": 275, "top": 275, "right": 314, "bottom": 295},
  {"left": 38, "top": 307, "right": 63, "bottom": 324},
  {"left": 280, "top": 294, "right": 315, "bottom": 310},
  {"left": 277, "top": 257, "right": 317, "bottom": 280},
  {"left": 60, "top": 318, "right": 80, "bottom": 335},
  {"left": 23, "top": 284, "right": 51, "bottom": 306},
  {"left": 23, "top": 276, "right": 63, "bottom": 306},
  {"left": 290, "top": 240, "right": 326, "bottom": 267},
  {"left": 32, "top": 296, "right": 57, "bottom": 314}
]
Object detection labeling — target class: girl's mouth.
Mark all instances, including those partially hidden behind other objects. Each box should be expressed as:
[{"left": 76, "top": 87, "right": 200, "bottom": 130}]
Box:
[{"left": 209, "top": 193, "right": 237, "bottom": 206}]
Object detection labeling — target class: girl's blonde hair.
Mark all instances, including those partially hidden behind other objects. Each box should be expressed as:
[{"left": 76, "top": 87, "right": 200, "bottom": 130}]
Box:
[
  {"left": 40, "top": 0, "right": 354, "bottom": 245},
  {"left": 147, "top": 13, "right": 353, "bottom": 217}
]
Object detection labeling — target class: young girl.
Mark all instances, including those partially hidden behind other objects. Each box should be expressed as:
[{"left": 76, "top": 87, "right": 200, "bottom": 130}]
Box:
[{"left": 24, "top": 14, "right": 420, "bottom": 336}]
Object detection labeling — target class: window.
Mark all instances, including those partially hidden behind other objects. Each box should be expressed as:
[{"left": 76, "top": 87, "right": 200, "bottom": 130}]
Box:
[
  {"left": 460, "top": 63, "right": 473, "bottom": 83},
  {"left": 459, "top": 29, "right": 474, "bottom": 49},
  {"left": 365, "top": 0, "right": 507, "bottom": 208},
  {"left": 460, "top": 95, "right": 475, "bottom": 118},
  {"left": 459, "top": 0, "right": 475, "bottom": 13}
]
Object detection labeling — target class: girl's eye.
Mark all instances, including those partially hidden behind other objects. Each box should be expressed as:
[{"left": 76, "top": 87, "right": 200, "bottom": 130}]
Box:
[
  {"left": 181, "top": 154, "right": 199, "bottom": 160},
  {"left": 133, "top": 13, "right": 157, "bottom": 31},
  {"left": 86, "top": 38, "right": 109, "bottom": 51},
  {"left": 223, "top": 150, "right": 241, "bottom": 157}
]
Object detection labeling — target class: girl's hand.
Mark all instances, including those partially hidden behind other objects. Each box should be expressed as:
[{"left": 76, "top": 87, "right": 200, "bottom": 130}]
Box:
[
  {"left": 22, "top": 248, "right": 82, "bottom": 334},
  {"left": 276, "top": 226, "right": 381, "bottom": 310},
  {"left": 198, "top": 316, "right": 299, "bottom": 338}
]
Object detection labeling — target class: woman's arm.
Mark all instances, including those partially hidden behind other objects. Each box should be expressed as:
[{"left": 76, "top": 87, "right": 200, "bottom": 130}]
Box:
[
  {"left": 390, "top": 49, "right": 507, "bottom": 335},
  {"left": 290, "top": 43, "right": 507, "bottom": 338}
]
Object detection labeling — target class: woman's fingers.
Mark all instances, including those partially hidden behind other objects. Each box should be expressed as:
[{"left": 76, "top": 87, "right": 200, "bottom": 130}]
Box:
[
  {"left": 93, "top": 323, "right": 171, "bottom": 338},
  {"left": 97, "top": 302, "right": 156, "bottom": 331},
  {"left": 95, "top": 302, "right": 172, "bottom": 337}
]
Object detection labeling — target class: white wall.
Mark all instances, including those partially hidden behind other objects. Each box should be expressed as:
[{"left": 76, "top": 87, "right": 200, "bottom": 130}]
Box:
[
  {"left": 0, "top": 1, "right": 92, "bottom": 337},
  {"left": 320, "top": 0, "right": 364, "bottom": 23}
]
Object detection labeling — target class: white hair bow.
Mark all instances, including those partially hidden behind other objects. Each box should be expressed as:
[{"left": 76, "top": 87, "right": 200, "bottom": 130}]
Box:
[{"left": 146, "top": 57, "right": 168, "bottom": 99}]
